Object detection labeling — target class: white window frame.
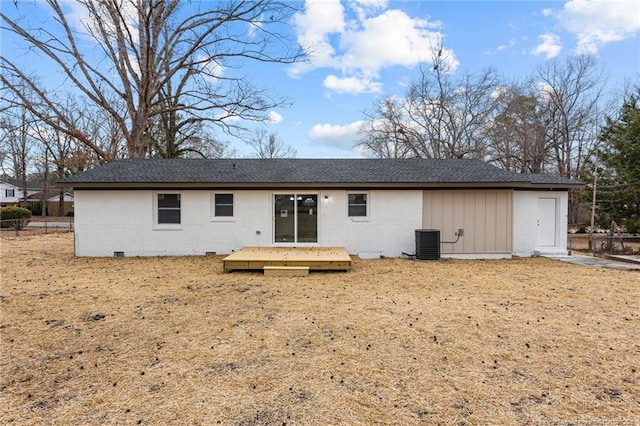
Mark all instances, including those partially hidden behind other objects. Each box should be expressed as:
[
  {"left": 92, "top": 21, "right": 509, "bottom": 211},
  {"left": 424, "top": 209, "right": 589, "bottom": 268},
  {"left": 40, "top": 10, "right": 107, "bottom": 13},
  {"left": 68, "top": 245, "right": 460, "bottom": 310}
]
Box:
[
  {"left": 5, "top": 189, "right": 15, "bottom": 198},
  {"left": 347, "top": 191, "right": 370, "bottom": 221},
  {"left": 211, "top": 192, "right": 235, "bottom": 221},
  {"left": 153, "top": 191, "right": 182, "bottom": 230}
]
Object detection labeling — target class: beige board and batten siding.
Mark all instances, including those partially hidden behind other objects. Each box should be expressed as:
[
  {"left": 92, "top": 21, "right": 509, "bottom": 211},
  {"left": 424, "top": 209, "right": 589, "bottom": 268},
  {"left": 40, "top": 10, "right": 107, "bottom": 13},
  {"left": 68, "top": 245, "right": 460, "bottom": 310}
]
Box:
[{"left": 422, "top": 190, "right": 513, "bottom": 256}]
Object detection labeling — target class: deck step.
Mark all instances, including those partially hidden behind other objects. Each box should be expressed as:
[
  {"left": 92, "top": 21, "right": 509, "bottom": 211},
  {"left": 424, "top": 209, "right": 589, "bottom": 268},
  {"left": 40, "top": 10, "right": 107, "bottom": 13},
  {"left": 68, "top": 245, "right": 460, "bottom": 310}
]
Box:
[{"left": 263, "top": 266, "right": 309, "bottom": 277}]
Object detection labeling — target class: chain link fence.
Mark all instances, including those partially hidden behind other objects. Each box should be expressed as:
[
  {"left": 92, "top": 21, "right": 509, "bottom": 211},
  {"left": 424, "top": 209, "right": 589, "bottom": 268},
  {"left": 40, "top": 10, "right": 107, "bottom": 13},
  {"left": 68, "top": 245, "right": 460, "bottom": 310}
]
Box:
[
  {"left": 569, "top": 233, "right": 640, "bottom": 257},
  {"left": 0, "top": 218, "right": 74, "bottom": 236},
  {"left": 590, "top": 235, "right": 640, "bottom": 256}
]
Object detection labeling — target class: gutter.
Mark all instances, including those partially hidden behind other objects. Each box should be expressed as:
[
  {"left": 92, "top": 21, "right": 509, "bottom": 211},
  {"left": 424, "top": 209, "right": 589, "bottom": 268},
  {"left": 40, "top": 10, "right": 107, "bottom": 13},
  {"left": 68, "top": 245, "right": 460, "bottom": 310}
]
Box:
[{"left": 58, "top": 181, "right": 582, "bottom": 191}]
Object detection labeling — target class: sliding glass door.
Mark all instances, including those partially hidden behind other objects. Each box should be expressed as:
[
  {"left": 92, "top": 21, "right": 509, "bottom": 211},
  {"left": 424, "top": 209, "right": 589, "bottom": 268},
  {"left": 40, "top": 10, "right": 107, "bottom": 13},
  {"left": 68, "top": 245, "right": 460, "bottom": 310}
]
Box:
[
  {"left": 274, "top": 194, "right": 318, "bottom": 243},
  {"left": 297, "top": 194, "right": 318, "bottom": 243}
]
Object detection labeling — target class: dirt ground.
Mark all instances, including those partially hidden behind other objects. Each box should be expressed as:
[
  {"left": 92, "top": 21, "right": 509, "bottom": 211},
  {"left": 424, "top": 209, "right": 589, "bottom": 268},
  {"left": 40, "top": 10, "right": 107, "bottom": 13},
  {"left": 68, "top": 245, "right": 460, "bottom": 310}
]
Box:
[{"left": 0, "top": 233, "right": 638, "bottom": 425}]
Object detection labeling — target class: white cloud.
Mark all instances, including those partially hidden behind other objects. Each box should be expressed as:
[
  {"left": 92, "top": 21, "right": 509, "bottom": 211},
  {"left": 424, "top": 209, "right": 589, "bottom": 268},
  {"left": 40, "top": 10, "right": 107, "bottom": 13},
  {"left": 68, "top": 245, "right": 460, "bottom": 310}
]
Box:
[
  {"left": 308, "top": 120, "right": 364, "bottom": 149},
  {"left": 291, "top": 1, "right": 457, "bottom": 95},
  {"left": 490, "top": 85, "right": 511, "bottom": 101},
  {"left": 353, "top": 0, "right": 388, "bottom": 8},
  {"left": 58, "top": 0, "right": 90, "bottom": 30},
  {"left": 60, "top": 0, "right": 139, "bottom": 42},
  {"left": 247, "top": 18, "right": 263, "bottom": 38},
  {"left": 340, "top": 9, "right": 449, "bottom": 71},
  {"left": 534, "top": 81, "right": 555, "bottom": 100},
  {"left": 397, "top": 76, "right": 411, "bottom": 88},
  {"left": 216, "top": 113, "right": 241, "bottom": 123},
  {"left": 531, "top": 33, "right": 563, "bottom": 58},
  {"left": 267, "top": 111, "right": 283, "bottom": 124},
  {"left": 541, "top": 8, "right": 554, "bottom": 17},
  {"left": 323, "top": 74, "right": 382, "bottom": 94},
  {"left": 197, "top": 55, "right": 224, "bottom": 82},
  {"left": 349, "top": 0, "right": 388, "bottom": 21},
  {"left": 290, "top": 0, "right": 345, "bottom": 76},
  {"left": 498, "top": 39, "right": 518, "bottom": 51},
  {"left": 558, "top": 0, "right": 640, "bottom": 54},
  {"left": 484, "top": 38, "right": 517, "bottom": 55}
]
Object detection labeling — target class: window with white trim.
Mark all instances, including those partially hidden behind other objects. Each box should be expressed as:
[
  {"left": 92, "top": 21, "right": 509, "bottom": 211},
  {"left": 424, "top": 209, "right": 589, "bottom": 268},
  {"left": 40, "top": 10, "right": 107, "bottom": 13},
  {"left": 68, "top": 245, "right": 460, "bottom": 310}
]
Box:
[
  {"left": 347, "top": 192, "right": 368, "bottom": 217},
  {"left": 157, "top": 193, "right": 181, "bottom": 224},
  {"left": 213, "top": 193, "right": 234, "bottom": 218},
  {"left": 5, "top": 189, "right": 15, "bottom": 197}
]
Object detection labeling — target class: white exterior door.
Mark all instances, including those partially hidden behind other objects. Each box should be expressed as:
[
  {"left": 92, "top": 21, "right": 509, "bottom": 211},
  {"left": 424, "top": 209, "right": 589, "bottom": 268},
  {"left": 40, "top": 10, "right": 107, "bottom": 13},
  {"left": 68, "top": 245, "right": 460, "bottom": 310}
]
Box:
[{"left": 537, "top": 197, "right": 557, "bottom": 247}]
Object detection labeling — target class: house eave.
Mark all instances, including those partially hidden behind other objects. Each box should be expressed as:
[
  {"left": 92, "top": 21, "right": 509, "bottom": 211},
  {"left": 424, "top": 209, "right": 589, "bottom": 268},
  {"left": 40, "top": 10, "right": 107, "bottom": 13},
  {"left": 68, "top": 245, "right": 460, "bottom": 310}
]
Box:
[{"left": 62, "top": 181, "right": 580, "bottom": 191}]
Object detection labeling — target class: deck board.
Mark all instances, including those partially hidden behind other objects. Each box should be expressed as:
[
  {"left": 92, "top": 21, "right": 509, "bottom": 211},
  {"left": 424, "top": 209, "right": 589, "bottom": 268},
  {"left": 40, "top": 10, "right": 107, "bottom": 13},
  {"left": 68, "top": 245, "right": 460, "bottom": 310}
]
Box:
[{"left": 223, "top": 247, "right": 351, "bottom": 272}]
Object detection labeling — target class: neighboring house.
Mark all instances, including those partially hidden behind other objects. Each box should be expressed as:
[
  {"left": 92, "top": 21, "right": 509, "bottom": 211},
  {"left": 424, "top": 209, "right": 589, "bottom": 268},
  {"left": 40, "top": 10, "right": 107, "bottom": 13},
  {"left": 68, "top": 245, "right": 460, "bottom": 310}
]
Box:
[
  {"left": 27, "top": 191, "right": 75, "bottom": 216},
  {"left": 0, "top": 181, "right": 19, "bottom": 206},
  {"left": 0, "top": 180, "right": 43, "bottom": 207},
  {"left": 60, "top": 158, "right": 582, "bottom": 258}
]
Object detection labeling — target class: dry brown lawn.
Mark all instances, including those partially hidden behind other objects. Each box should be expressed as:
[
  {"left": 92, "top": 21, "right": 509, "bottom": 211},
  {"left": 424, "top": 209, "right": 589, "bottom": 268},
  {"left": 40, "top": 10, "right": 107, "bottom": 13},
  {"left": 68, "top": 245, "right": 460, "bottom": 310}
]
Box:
[{"left": 1, "top": 233, "right": 638, "bottom": 425}]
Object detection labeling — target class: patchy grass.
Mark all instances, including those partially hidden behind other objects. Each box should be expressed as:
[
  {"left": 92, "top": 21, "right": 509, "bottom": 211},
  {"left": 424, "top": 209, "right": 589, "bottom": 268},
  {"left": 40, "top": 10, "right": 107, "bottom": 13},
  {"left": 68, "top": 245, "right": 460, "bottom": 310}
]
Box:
[{"left": 0, "top": 233, "right": 638, "bottom": 425}]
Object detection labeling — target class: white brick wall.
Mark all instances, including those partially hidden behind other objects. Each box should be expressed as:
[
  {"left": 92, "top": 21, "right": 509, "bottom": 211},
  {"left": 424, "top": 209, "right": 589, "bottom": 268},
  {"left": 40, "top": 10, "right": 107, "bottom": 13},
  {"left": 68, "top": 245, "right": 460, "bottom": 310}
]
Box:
[
  {"left": 74, "top": 189, "right": 423, "bottom": 257},
  {"left": 75, "top": 188, "right": 570, "bottom": 258},
  {"left": 513, "top": 191, "right": 568, "bottom": 257},
  {"left": 319, "top": 189, "right": 423, "bottom": 257}
]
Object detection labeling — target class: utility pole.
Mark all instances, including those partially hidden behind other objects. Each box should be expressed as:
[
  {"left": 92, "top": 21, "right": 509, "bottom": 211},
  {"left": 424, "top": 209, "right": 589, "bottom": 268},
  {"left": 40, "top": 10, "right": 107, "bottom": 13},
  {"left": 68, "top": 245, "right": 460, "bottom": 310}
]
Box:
[{"left": 589, "top": 170, "right": 597, "bottom": 252}]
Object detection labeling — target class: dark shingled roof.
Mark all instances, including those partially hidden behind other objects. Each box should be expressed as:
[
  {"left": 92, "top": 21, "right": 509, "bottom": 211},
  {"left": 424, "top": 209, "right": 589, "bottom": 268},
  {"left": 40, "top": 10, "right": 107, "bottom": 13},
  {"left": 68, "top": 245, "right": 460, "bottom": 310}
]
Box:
[
  {"left": 1, "top": 179, "right": 45, "bottom": 190},
  {"left": 60, "top": 158, "right": 582, "bottom": 189}
]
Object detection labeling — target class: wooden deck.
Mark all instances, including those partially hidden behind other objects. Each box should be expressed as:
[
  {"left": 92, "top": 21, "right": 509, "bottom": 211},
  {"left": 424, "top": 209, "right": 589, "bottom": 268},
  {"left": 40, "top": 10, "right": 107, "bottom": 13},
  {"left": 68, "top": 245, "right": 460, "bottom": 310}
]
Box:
[{"left": 222, "top": 246, "right": 352, "bottom": 272}]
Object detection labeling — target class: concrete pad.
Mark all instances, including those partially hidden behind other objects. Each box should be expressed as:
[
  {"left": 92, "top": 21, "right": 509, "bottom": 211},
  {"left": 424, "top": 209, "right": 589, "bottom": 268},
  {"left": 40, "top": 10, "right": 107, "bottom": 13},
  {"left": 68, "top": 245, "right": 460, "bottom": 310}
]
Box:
[
  {"left": 548, "top": 253, "right": 640, "bottom": 271},
  {"left": 27, "top": 222, "right": 72, "bottom": 228},
  {"left": 605, "top": 254, "right": 640, "bottom": 265}
]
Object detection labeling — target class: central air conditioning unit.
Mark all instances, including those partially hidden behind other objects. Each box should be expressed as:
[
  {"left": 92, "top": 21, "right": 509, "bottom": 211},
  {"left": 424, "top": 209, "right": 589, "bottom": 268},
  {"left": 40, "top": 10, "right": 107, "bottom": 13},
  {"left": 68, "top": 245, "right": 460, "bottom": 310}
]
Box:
[{"left": 415, "top": 229, "right": 440, "bottom": 260}]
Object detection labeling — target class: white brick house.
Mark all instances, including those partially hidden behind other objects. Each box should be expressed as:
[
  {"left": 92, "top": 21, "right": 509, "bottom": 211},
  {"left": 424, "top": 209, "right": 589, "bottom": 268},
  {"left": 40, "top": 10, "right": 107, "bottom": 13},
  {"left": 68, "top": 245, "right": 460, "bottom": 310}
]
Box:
[{"left": 61, "top": 158, "right": 581, "bottom": 258}]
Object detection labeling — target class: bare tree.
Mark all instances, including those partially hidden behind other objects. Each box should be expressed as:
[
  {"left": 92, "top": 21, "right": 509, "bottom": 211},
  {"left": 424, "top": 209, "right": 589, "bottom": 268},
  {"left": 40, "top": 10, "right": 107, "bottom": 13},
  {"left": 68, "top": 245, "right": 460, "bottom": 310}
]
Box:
[
  {"left": 536, "top": 55, "right": 607, "bottom": 222},
  {"left": 1, "top": 0, "right": 305, "bottom": 160},
  {"left": 147, "top": 106, "right": 235, "bottom": 159},
  {"left": 358, "top": 97, "right": 416, "bottom": 158},
  {"left": 537, "top": 56, "right": 606, "bottom": 179},
  {"left": 150, "top": 124, "right": 237, "bottom": 159},
  {"left": 487, "top": 82, "right": 550, "bottom": 173},
  {"left": 188, "top": 134, "right": 238, "bottom": 159},
  {"left": 246, "top": 128, "right": 296, "bottom": 158},
  {"left": 31, "top": 118, "right": 79, "bottom": 216},
  {"left": 358, "top": 42, "right": 501, "bottom": 159},
  {"left": 0, "top": 97, "right": 35, "bottom": 207},
  {"left": 79, "top": 99, "right": 127, "bottom": 165}
]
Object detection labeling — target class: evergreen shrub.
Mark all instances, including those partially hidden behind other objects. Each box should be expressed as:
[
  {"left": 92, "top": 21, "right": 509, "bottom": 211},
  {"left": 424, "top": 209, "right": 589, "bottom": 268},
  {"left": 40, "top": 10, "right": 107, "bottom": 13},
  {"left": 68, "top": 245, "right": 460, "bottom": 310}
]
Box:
[{"left": 0, "top": 207, "right": 32, "bottom": 229}]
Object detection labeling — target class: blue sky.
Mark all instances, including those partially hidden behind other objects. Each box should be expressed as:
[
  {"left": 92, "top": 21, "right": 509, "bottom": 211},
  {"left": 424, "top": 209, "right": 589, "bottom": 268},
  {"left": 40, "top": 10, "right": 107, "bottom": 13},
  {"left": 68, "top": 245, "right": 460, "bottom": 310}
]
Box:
[{"left": 2, "top": 0, "right": 639, "bottom": 158}]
